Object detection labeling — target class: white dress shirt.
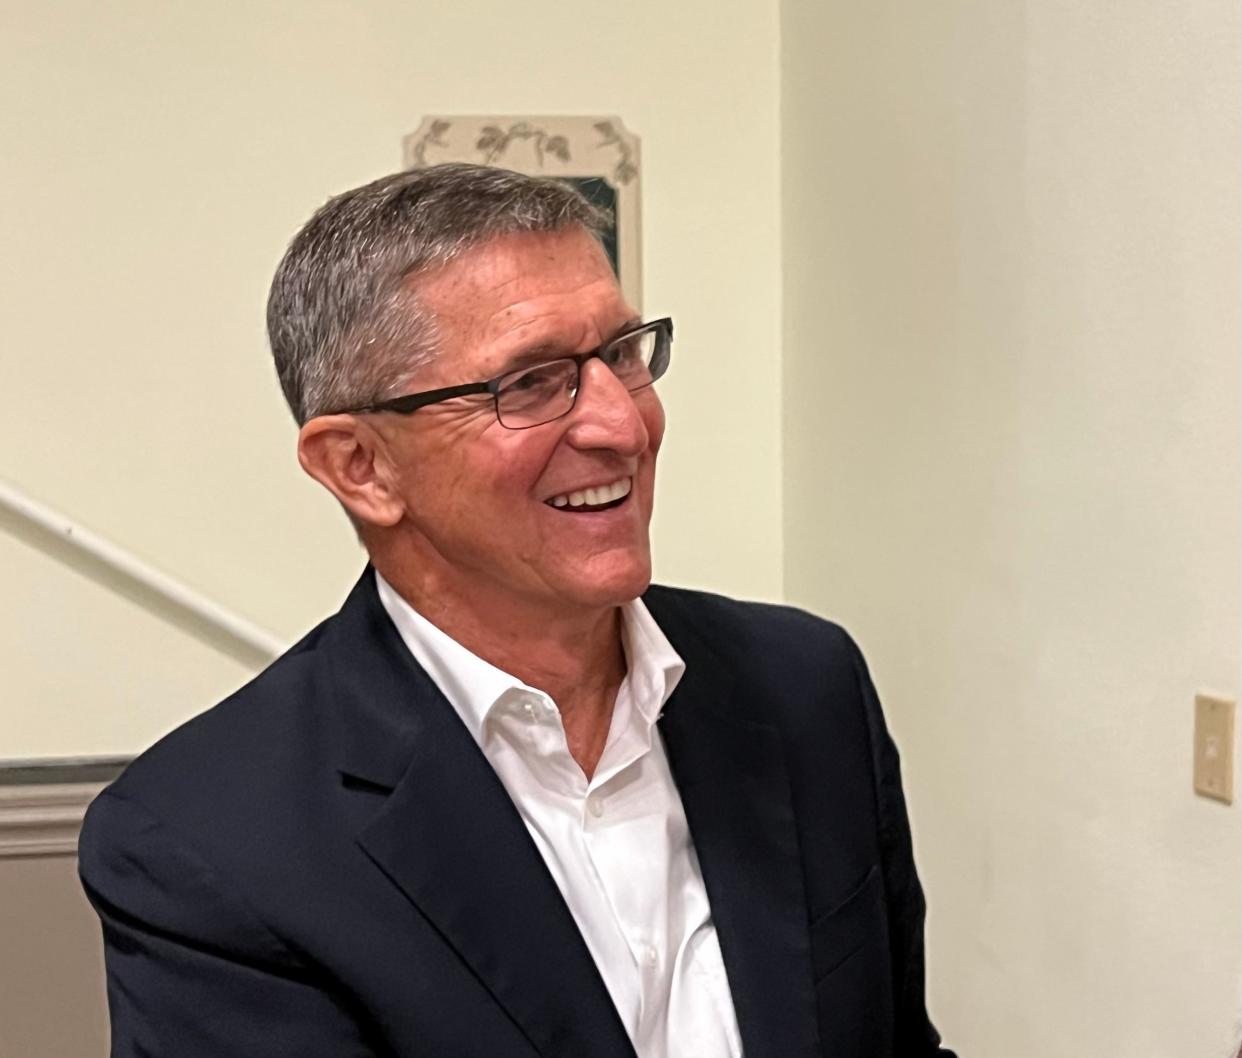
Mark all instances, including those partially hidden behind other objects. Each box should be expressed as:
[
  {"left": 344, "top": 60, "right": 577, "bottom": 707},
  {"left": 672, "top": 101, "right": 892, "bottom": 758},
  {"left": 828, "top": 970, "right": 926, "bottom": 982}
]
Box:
[{"left": 375, "top": 573, "right": 743, "bottom": 1058}]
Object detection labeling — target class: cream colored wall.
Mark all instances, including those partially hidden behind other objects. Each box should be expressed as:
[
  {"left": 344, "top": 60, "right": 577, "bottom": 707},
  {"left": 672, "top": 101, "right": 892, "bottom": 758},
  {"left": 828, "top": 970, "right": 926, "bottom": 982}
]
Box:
[
  {"left": 2, "top": 0, "right": 782, "bottom": 759},
  {"left": 781, "top": 2, "right": 1241, "bottom": 1056},
  {"left": 12, "top": 2, "right": 1238, "bottom": 1051}
]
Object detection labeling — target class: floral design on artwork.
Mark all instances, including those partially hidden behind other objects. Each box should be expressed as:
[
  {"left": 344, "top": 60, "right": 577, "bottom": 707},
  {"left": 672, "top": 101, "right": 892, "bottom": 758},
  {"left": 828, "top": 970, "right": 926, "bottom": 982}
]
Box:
[
  {"left": 475, "top": 123, "right": 571, "bottom": 169},
  {"left": 403, "top": 115, "right": 640, "bottom": 309},
  {"left": 594, "top": 120, "right": 637, "bottom": 185},
  {"left": 408, "top": 119, "right": 453, "bottom": 168},
  {"left": 408, "top": 118, "right": 638, "bottom": 189}
]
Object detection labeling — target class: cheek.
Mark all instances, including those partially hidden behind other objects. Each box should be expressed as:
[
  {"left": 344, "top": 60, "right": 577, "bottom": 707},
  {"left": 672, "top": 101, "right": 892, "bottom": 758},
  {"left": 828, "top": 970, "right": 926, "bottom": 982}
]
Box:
[
  {"left": 641, "top": 395, "right": 666, "bottom": 457},
  {"left": 482, "top": 431, "right": 562, "bottom": 509}
]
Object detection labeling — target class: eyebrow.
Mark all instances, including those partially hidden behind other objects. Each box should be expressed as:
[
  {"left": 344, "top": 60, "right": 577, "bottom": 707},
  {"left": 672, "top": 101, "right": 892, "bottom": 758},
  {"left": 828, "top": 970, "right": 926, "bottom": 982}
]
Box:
[
  {"left": 494, "top": 317, "right": 644, "bottom": 376},
  {"left": 499, "top": 342, "right": 567, "bottom": 372}
]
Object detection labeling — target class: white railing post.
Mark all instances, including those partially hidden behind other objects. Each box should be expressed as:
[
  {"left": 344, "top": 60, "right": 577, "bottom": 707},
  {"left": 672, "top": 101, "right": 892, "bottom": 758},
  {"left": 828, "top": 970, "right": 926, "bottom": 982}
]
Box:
[{"left": 0, "top": 478, "right": 284, "bottom": 668}]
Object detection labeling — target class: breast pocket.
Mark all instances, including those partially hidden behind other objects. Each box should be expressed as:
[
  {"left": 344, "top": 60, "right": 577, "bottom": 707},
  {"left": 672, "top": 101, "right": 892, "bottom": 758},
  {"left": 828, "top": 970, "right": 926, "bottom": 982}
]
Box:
[
  {"left": 811, "top": 864, "right": 885, "bottom": 979},
  {"left": 810, "top": 865, "right": 894, "bottom": 1058}
]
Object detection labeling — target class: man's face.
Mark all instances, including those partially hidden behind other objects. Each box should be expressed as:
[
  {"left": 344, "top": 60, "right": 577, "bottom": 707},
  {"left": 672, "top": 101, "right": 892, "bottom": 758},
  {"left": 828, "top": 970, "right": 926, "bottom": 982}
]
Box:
[{"left": 375, "top": 226, "right": 665, "bottom": 617}]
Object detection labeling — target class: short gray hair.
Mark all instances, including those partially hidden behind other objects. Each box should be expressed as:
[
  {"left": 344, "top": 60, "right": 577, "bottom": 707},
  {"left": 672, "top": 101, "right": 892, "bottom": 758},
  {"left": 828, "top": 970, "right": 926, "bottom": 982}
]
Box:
[{"left": 267, "top": 164, "right": 609, "bottom": 425}]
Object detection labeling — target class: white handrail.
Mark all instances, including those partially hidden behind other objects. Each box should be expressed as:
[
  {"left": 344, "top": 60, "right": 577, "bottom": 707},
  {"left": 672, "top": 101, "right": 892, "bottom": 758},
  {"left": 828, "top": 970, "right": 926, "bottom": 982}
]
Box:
[{"left": 0, "top": 477, "right": 285, "bottom": 667}]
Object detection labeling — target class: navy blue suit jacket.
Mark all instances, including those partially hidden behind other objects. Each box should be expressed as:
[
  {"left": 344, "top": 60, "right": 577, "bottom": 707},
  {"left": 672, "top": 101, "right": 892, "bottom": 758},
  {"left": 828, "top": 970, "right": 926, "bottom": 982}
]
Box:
[{"left": 79, "top": 572, "right": 954, "bottom": 1057}]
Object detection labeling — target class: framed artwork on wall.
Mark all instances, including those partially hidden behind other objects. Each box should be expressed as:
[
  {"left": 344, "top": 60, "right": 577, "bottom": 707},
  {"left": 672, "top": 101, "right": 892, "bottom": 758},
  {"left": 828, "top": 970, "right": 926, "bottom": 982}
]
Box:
[{"left": 404, "top": 116, "right": 642, "bottom": 310}]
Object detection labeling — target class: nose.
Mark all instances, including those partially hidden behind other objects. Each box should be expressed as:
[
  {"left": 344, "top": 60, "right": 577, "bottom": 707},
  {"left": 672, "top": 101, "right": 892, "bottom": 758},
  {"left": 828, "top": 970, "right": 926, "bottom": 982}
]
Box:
[{"left": 563, "top": 357, "right": 649, "bottom": 455}]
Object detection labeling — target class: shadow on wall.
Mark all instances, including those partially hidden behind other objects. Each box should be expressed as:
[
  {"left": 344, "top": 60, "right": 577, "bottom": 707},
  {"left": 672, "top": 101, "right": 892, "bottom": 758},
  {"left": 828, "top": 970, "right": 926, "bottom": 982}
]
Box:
[{"left": 0, "top": 849, "right": 109, "bottom": 1057}]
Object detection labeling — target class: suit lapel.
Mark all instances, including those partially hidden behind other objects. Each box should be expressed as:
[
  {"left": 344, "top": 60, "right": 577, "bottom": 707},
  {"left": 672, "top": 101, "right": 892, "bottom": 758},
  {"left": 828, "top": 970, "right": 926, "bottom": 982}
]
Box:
[
  {"left": 326, "top": 572, "right": 635, "bottom": 1058},
  {"left": 649, "top": 591, "right": 823, "bottom": 1058},
  {"left": 323, "top": 573, "right": 821, "bottom": 1057}
]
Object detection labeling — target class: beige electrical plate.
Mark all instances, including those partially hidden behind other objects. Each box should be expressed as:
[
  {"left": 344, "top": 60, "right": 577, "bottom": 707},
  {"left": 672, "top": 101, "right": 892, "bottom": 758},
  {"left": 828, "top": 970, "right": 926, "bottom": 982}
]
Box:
[{"left": 1194, "top": 693, "right": 1235, "bottom": 804}]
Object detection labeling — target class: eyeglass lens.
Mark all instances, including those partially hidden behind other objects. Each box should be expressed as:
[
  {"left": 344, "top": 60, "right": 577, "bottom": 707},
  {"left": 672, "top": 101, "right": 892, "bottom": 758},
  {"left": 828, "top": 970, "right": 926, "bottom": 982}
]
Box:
[{"left": 494, "top": 325, "right": 666, "bottom": 429}]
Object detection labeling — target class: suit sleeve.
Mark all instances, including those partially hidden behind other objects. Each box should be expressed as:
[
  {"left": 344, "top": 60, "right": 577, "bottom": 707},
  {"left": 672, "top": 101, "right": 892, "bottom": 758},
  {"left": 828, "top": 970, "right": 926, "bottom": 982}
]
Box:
[
  {"left": 78, "top": 789, "right": 380, "bottom": 1058},
  {"left": 845, "top": 635, "right": 957, "bottom": 1058}
]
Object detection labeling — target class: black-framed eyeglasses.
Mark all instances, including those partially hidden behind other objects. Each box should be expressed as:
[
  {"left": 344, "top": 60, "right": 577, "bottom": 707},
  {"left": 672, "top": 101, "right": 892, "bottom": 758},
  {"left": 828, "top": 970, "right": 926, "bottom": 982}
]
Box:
[{"left": 337, "top": 317, "right": 673, "bottom": 430}]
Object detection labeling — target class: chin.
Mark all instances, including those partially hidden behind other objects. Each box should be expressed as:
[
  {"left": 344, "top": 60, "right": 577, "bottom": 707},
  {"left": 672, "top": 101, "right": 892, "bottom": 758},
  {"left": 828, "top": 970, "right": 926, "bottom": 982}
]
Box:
[{"left": 561, "top": 556, "right": 652, "bottom": 610}]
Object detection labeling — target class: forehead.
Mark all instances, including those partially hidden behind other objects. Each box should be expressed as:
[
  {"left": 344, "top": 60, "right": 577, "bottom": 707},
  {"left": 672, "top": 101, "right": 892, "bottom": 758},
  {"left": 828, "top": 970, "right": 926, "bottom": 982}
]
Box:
[{"left": 412, "top": 228, "right": 633, "bottom": 376}]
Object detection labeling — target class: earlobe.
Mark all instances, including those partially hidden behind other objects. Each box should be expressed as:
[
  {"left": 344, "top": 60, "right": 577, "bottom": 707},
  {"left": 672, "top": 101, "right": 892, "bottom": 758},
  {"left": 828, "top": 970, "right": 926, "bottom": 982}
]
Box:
[{"left": 297, "top": 416, "right": 405, "bottom": 528}]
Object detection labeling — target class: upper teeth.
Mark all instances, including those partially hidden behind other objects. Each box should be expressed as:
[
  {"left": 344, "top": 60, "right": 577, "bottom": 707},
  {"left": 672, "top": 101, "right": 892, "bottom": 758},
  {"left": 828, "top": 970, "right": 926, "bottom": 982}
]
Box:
[{"left": 549, "top": 478, "right": 632, "bottom": 509}]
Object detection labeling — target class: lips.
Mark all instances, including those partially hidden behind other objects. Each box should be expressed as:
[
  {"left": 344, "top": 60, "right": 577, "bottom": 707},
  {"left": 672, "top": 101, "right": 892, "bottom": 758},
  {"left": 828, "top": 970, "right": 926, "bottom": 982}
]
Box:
[{"left": 545, "top": 476, "right": 632, "bottom": 511}]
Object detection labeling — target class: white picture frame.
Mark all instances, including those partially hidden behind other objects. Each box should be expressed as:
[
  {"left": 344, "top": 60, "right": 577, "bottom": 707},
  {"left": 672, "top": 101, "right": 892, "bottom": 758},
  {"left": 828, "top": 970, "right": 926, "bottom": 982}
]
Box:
[{"left": 404, "top": 115, "right": 642, "bottom": 310}]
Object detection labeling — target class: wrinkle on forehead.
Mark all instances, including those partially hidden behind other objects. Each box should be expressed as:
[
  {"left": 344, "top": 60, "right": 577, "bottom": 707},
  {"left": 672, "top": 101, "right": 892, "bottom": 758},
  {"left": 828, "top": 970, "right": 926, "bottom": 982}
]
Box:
[{"left": 414, "top": 229, "right": 633, "bottom": 380}]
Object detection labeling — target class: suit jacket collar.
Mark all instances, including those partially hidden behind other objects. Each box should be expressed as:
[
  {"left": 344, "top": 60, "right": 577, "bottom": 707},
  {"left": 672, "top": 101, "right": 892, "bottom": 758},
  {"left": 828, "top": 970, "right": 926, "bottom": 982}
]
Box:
[{"left": 319, "top": 571, "right": 820, "bottom": 1058}]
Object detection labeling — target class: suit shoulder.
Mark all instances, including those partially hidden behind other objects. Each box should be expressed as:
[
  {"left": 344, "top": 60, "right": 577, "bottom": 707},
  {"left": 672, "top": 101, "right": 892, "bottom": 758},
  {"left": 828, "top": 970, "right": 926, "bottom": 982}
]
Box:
[
  {"left": 643, "top": 583, "right": 858, "bottom": 667},
  {"left": 78, "top": 785, "right": 293, "bottom": 965},
  {"left": 102, "top": 615, "right": 334, "bottom": 811},
  {"left": 643, "top": 584, "right": 877, "bottom": 744}
]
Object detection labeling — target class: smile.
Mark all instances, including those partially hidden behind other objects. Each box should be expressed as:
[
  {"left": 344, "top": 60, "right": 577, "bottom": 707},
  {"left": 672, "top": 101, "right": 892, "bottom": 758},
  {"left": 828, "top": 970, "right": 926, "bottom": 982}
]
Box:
[{"left": 545, "top": 477, "right": 632, "bottom": 511}]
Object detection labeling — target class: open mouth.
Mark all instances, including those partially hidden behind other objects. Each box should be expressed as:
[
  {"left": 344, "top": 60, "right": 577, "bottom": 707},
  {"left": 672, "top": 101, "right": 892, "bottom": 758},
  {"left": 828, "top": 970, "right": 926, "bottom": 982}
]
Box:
[{"left": 544, "top": 477, "right": 632, "bottom": 513}]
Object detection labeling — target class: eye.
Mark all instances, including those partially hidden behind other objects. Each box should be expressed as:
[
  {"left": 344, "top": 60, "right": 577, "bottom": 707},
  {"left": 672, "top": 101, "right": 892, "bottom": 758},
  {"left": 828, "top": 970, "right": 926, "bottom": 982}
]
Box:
[
  {"left": 502, "top": 361, "right": 568, "bottom": 394},
  {"left": 496, "top": 359, "right": 578, "bottom": 417},
  {"left": 601, "top": 328, "right": 653, "bottom": 377}
]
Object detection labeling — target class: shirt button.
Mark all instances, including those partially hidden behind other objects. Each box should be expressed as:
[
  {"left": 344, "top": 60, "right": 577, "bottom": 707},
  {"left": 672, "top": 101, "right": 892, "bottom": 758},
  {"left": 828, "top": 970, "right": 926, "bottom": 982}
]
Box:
[
  {"left": 587, "top": 795, "right": 605, "bottom": 818},
  {"left": 640, "top": 944, "right": 658, "bottom": 968}
]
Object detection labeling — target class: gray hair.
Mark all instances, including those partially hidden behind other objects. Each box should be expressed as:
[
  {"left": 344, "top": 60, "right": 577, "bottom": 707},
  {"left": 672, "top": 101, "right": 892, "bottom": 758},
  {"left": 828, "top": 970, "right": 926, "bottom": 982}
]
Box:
[{"left": 267, "top": 164, "right": 610, "bottom": 425}]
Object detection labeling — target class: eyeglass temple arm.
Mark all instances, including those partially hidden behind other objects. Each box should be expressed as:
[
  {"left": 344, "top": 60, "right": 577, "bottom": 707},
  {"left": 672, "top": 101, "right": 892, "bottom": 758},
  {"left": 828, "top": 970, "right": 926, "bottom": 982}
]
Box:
[{"left": 362, "top": 380, "right": 493, "bottom": 415}]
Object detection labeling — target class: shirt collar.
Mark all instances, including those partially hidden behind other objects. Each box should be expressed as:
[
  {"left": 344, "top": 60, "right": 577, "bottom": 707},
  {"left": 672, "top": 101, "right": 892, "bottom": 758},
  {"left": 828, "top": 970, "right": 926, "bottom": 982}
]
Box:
[
  {"left": 618, "top": 589, "right": 685, "bottom": 725},
  {"left": 374, "top": 571, "right": 685, "bottom": 744}
]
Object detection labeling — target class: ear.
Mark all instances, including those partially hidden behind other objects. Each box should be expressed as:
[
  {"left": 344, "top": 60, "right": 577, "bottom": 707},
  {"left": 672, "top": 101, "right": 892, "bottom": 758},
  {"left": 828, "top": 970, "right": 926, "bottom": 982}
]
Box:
[{"left": 297, "top": 415, "right": 406, "bottom": 528}]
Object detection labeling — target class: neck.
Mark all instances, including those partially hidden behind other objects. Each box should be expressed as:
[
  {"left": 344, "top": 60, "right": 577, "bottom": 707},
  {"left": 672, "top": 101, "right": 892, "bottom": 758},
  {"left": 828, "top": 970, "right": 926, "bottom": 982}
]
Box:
[{"left": 374, "top": 554, "right": 630, "bottom": 778}]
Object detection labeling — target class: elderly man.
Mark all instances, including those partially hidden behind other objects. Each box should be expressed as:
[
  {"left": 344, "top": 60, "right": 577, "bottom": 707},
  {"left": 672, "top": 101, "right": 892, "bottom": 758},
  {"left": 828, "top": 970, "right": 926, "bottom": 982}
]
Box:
[{"left": 79, "top": 164, "right": 953, "bottom": 1058}]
